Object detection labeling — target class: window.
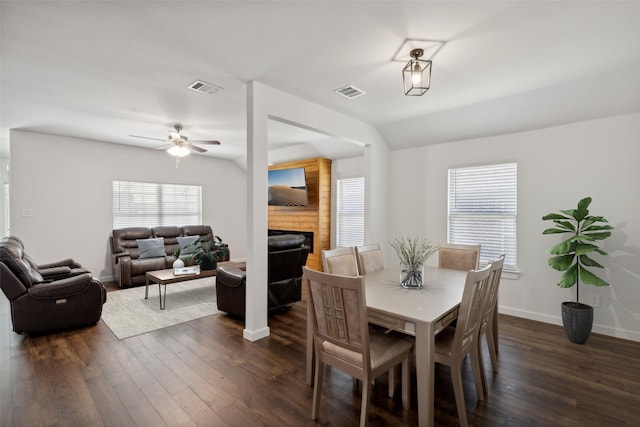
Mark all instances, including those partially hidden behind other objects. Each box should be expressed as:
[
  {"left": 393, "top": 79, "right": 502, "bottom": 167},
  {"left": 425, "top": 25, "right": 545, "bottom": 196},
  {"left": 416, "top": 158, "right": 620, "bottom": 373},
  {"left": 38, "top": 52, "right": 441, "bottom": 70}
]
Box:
[
  {"left": 448, "top": 163, "right": 517, "bottom": 270},
  {"left": 336, "top": 177, "right": 364, "bottom": 247},
  {"left": 113, "top": 180, "right": 202, "bottom": 228}
]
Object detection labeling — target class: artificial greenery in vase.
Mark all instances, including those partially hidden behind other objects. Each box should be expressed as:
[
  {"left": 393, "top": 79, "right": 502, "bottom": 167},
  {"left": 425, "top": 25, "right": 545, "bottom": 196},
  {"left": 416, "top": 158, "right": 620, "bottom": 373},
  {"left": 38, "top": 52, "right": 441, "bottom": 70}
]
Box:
[
  {"left": 389, "top": 236, "right": 439, "bottom": 289},
  {"left": 542, "top": 197, "right": 613, "bottom": 302}
]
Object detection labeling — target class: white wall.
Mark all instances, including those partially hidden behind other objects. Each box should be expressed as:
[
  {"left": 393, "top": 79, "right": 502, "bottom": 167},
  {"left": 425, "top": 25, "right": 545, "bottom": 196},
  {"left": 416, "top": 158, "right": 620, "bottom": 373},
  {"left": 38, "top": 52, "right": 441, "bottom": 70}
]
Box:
[
  {"left": 10, "top": 130, "right": 247, "bottom": 282},
  {"left": 387, "top": 113, "right": 640, "bottom": 341}
]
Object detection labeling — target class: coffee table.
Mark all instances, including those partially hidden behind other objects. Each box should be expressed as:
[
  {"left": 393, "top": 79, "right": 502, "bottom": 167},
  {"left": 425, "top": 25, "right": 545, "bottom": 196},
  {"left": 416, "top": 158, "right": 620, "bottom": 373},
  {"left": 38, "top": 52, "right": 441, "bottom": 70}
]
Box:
[{"left": 145, "top": 261, "right": 246, "bottom": 310}]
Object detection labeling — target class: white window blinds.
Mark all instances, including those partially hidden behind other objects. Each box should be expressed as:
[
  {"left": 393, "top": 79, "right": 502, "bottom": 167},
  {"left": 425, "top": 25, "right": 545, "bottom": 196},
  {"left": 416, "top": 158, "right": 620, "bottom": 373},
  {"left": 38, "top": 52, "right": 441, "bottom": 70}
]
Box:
[
  {"left": 113, "top": 180, "right": 202, "bottom": 229},
  {"left": 337, "top": 177, "right": 364, "bottom": 247},
  {"left": 448, "top": 163, "right": 517, "bottom": 270}
]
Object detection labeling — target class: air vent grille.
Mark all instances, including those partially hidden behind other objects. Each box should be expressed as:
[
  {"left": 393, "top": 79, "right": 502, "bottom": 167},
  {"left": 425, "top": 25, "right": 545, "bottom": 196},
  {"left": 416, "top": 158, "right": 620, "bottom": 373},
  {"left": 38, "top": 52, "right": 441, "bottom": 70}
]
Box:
[
  {"left": 334, "top": 85, "right": 367, "bottom": 99},
  {"left": 187, "top": 80, "right": 223, "bottom": 94}
]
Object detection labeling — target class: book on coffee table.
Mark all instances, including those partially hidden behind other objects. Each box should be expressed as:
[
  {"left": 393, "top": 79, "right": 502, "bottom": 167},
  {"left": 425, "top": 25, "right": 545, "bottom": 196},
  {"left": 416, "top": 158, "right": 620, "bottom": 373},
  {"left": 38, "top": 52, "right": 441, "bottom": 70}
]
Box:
[{"left": 174, "top": 265, "right": 200, "bottom": 275}]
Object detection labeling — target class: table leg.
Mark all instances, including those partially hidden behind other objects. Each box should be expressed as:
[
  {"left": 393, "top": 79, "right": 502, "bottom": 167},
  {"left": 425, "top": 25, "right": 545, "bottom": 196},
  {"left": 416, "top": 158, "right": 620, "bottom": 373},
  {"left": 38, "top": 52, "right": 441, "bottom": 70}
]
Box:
[
  {"left": 145, "top": 277, "right": 150, "bottom": 299},
  {"left": 415, "top": 322, "right": 435, "bottom": 427},
  {"left": 159, "top": 283, "right": 167, "bottom": 310}
]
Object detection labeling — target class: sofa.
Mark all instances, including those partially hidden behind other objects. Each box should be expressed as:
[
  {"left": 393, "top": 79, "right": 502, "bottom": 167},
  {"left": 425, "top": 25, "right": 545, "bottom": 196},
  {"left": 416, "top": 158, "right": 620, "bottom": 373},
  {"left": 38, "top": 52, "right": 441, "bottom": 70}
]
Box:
[
  {"left": 0, "top": 236, "right": 106, "bottom": 334},
  {"left": 110, "top": 225, "right": 229, "bottom": 288},
  {"left": 215, "top": 234, "right": 309, "bottom": 316}
]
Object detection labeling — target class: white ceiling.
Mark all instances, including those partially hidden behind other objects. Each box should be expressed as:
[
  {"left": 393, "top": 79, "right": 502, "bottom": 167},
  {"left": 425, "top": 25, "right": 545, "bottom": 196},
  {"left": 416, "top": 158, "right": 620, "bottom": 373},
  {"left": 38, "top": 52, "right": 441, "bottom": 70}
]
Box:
[{"left": 2, "top": 1, "right": 640, "bottom": 166}]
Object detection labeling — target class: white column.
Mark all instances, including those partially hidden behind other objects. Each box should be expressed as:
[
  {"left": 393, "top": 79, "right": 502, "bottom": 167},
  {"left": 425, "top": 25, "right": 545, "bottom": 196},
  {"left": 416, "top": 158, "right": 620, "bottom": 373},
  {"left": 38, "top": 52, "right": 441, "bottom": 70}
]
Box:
[{"left": 244, "top": 81, "right": 270, "bottom": 341}]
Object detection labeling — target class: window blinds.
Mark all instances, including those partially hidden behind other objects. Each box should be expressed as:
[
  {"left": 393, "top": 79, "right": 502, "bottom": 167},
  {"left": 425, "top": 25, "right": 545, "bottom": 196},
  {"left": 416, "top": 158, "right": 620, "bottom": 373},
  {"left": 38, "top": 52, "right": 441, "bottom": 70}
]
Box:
[
  {"left": 113, "top": 180, "right": 202, "bottom": 229},
  {"left": 448, "top": 163, "right": 517, "bottom": 270},
  {"left": 337, "top": 177, "right": 365, "bottom": 247}
]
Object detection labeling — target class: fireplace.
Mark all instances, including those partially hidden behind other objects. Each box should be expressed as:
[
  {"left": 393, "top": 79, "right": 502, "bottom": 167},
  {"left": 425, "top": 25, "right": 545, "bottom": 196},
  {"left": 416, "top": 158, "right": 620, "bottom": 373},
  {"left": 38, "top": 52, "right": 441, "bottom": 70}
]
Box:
[{"left": 268, "top": 229, "right": 314, "bottom": 253}]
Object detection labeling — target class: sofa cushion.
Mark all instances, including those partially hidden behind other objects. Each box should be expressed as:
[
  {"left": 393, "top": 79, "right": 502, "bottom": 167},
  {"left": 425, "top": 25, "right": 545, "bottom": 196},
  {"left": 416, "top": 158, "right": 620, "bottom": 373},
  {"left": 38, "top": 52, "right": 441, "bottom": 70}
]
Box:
[
  {"left": 177, "top": 235, "right": 199, "bottom": 255},
  {"left": 268, "top": 234, "right": 305, "bottom": 251},
  {"left": 137, "top": 238, "right": 165, "bottom": 259}
]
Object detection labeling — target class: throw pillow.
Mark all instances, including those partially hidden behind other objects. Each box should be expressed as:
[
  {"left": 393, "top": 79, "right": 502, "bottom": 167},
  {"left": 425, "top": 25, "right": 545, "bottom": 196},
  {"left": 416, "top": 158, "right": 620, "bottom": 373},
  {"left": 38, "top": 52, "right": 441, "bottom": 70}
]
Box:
[
  {"left": 137, "top": 237, "right": 165, "bottom": 259},
  {"left": 177, "top": 235, "right": 199, "bottom": 255}
]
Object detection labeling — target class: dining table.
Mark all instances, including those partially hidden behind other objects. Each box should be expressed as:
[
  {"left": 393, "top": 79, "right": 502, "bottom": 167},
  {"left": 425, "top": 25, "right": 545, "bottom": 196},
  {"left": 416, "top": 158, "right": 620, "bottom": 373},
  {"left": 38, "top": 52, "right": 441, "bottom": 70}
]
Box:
[{"left": 306, "top": 265, "right": 468, "bottom": 427}]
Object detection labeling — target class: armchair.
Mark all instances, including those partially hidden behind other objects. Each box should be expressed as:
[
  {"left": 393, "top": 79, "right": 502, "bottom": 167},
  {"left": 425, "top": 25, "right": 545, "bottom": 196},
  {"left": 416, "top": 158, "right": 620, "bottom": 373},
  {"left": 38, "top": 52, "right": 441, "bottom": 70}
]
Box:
[
  {"left": 216, "top": 234, "right": 309, "bottom": 316},
  {"left": 0, "top": 237, "right": 106, "bottom": 334}
]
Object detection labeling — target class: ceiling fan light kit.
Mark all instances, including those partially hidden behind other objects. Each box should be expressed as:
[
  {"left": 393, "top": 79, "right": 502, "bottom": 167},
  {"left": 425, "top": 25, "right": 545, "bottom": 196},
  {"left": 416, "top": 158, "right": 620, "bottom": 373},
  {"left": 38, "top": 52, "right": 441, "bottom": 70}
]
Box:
[{"left": 402, "top": 48, "right": 432, "bottom": 96}]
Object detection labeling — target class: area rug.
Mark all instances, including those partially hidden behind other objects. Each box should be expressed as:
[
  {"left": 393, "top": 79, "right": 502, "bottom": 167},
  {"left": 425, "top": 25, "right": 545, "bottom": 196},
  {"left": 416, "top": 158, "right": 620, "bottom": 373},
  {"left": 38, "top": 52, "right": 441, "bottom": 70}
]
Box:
[{"left": 101, "top": 277, "right": 218, "bottom": 340}]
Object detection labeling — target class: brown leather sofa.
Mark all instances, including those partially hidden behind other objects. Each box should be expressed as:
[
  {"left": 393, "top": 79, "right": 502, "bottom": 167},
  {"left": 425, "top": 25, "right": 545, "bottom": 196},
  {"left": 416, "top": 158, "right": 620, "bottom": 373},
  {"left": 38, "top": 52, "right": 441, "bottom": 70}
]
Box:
[
  {"left": 110, "top": 225, "right": 229, "bottom": 288},
  {"left": 0, "top": 236, "right": 106, "bottom": 334},
  {"left": 215, "top": 234, "right": 309, "bottom": 316}
]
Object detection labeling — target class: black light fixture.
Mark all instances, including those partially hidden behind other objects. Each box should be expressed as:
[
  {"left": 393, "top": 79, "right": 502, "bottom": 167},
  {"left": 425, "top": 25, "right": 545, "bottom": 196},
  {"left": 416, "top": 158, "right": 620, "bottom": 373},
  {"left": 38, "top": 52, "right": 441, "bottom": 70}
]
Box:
[{"left": 402, "top": 48, "right": 432, "bottom": 96}]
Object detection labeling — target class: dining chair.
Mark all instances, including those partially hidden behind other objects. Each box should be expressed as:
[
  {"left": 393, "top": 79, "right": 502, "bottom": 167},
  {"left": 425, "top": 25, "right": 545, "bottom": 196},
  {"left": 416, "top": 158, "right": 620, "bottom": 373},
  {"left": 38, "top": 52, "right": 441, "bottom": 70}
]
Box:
[
  {"left": 303, "top": 266, "right": 413, "bottom": 426},
  {"left": 355, "top": 243, "right": 384, "bottom": 274},
  {"left": 434, "top": 263, "right": 492, "bottom": 427},
  {"left": 321, "top": 246, "right": 359, "bottom": 276},
  {"left": 477, "top": 255, "right": 505, "bottom": 396},
  {"left": 438, "top": 243, "right": 481, "bottom": 271}
]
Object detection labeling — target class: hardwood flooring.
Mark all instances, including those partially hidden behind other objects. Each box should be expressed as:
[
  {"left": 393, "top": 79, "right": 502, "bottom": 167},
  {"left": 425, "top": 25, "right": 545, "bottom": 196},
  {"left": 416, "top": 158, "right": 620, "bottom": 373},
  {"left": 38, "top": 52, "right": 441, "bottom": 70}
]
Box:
[{"left": 2, "top": 286, "right": 640, "bottom": 426}]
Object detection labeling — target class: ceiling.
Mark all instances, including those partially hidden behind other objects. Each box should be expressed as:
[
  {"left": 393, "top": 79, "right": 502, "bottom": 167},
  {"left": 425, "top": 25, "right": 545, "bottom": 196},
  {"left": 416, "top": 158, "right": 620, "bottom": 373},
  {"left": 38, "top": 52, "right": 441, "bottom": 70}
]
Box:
[{"left": 2, "top": 1, "right": 640, "bottom": 167}]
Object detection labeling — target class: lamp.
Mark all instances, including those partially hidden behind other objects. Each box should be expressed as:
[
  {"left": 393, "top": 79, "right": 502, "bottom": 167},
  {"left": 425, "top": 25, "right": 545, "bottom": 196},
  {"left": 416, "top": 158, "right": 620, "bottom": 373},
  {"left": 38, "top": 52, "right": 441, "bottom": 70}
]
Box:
[
  {"left": 402, "top": 48, "right": 432, "bottom": 96},
  {"left": 167, "top": 145, "right": 190, "bottom": 157}
]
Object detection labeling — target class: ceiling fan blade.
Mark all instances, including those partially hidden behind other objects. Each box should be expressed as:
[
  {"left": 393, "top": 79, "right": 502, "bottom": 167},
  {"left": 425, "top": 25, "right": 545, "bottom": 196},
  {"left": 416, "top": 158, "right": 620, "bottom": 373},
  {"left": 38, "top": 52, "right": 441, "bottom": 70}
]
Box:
[
  {"left": 154, "top": 143, "right": 174, "bottom": 150},
  {"left": 186, "top": 143, "right": 207, "bottom": 153},
  {"left": 130, "top": 134, "right": 166, "bottom": 142},
  {"left": 191, "top": 140, "right": 221, "bottom": 145}
]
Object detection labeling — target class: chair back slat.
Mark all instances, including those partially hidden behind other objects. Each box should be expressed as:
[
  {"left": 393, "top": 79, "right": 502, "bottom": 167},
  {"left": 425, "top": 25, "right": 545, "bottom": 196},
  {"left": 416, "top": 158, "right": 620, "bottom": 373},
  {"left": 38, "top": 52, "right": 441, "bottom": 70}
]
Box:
[{"left": 483, "top": 255, "right": 505, "bottom": 321}]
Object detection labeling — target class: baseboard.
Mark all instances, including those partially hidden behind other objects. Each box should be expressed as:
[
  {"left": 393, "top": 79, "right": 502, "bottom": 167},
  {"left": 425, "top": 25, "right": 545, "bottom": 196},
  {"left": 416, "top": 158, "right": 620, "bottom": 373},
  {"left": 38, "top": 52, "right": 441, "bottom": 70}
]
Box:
[
  {"left": 499, "top": 306, "right": 640, "bottom": 342},
  {"left": 243, "top": 326, "right": 270, "bottom": 342}
]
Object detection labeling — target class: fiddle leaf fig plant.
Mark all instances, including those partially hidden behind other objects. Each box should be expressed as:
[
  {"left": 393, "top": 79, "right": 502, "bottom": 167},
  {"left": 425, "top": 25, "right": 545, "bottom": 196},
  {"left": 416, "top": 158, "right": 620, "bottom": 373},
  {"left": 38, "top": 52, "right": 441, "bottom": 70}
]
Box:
[{"left": 542, "top": 197, "right": 613, "bottom": 303}]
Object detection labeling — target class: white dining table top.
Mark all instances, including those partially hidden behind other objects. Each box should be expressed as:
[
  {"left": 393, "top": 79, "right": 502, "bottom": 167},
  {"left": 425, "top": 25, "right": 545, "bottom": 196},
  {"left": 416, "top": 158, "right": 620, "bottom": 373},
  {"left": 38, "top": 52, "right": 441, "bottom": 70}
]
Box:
[{"left": 362, "top": 265, "right": 468, "bottom": 324}]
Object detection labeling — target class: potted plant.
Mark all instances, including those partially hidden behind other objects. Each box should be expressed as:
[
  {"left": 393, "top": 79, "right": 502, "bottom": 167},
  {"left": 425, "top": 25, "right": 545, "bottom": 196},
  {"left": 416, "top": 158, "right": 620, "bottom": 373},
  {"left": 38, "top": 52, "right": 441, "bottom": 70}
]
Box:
[
  {"left": 187, "top": 236, "right": 229, "bottom": 270},
  {"left": 389, "top": 236, "right": 439, "bottom": 289},
  {"left": 542, "top": 197, "right": 613, "bottom": 344}
]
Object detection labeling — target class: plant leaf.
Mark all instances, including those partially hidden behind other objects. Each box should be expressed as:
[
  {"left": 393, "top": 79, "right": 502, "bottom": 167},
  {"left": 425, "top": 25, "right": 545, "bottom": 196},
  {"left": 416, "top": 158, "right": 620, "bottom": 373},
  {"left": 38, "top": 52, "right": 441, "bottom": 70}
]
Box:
[
  {"left": 542, "top": 213, "right": 570, "bottom": 221},
  {"left": 558, "top": 264, "right": 578, "bottom": 288},
  {"left": 548, "top": 239, "right": 575, "bottom": 254},
  {"left": 579, "top": 254, "right": 604, "bottom": 268},
  {"left": 548, "top": 255, "right": 575, "bottom": 271},
  {"left": 581, "top": 231, "right": 612, "bottom": 241},
  {"left": 580, "top": 267, "right": 610, "bottom": 286},
  {"left": 542, "top": 228, "right": 571, "bottom": 235},
  {"left": 577, "top": 197, "right": 592, "bottom": 210}
]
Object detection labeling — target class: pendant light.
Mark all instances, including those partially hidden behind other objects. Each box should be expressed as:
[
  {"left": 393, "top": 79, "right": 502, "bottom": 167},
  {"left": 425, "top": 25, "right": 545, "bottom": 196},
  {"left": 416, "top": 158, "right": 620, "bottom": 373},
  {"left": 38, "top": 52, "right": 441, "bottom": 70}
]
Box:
[{"left": 402, "top": 48, "right": 432, "bottom": 96}]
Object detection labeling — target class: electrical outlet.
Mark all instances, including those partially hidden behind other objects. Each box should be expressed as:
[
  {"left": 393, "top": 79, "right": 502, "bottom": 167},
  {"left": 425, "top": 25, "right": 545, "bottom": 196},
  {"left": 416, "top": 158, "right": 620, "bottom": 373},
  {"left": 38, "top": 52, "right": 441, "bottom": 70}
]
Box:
[{"left": 589, "top": 294, "right": 601, "bottom": 308}]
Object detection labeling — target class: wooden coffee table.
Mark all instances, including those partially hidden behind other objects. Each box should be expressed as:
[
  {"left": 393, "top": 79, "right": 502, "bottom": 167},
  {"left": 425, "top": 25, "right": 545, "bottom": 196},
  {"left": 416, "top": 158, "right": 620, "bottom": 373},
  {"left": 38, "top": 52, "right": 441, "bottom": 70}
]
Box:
[{"left": 145, "top": 261, "right": 246, "bottom": 310}]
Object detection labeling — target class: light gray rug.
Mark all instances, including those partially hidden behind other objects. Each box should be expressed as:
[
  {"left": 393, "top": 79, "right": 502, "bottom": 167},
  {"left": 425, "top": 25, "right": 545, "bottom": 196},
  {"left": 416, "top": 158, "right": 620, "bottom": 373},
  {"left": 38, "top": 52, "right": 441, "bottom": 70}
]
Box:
[{"left": 101, "top": 277, "right": 218, "bottom": 340}]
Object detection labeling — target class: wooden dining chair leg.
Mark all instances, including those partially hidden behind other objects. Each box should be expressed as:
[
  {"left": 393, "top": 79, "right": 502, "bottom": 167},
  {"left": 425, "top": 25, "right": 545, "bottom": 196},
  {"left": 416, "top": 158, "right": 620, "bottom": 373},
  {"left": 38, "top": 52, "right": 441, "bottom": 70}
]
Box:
[
  {"left": 486, "top": 319, "right": 499, "bottom": 373},
  {"left": 360, "top": 378, "right": 372, "bottom": 427},
  {"left": 471, "top": 346, "right": 485, "bottom": 401},
  {"left": 401, "top": 357, "right": 410, "bottom": 410},
  {"left": 451, "top": 362, "right": 469, "bottom": 427},
  {"left": 312, "top": 359, "right": 324, "bottom": 420},
  {"left": 388, "top": 367, "right": 395, "bottom": 398}
]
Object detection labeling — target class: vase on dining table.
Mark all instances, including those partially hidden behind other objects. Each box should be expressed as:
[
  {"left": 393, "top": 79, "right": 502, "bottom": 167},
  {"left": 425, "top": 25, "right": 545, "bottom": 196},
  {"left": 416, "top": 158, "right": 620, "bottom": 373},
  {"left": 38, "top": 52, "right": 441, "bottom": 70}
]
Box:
[{"left": 400, "top": 262, "right": 424, "bottom": 289}]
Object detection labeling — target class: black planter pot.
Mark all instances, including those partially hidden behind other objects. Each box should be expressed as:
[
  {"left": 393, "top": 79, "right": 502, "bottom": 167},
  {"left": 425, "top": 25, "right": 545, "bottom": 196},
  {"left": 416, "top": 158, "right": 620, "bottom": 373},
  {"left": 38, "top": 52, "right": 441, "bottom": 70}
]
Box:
[
  {"left": 561, "top": 301, "right": 593, "bottom": 344},
  {"left": 200, "top": 258, "right": 217, "bottom": 271}
]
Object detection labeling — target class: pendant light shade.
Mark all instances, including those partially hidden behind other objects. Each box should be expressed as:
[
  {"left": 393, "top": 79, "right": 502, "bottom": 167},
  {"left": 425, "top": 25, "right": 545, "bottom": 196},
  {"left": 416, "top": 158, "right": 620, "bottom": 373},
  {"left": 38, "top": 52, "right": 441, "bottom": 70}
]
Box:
[
  {"left": 402, "top": 48, "right": 432, "bottom": 96},
  {"left": 167, "top": 145, "right": 190, "bottom": 157}
]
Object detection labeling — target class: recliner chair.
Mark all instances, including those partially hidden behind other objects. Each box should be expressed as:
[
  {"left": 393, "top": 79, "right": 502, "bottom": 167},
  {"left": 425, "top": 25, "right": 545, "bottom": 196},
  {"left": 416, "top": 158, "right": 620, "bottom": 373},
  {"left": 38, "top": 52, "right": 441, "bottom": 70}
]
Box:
[
  {"left": 216, "top": 234, "right": 309, "bottom": 316},
  {"left": 0, "top": 236, "right": 106, "bottom": 334}
]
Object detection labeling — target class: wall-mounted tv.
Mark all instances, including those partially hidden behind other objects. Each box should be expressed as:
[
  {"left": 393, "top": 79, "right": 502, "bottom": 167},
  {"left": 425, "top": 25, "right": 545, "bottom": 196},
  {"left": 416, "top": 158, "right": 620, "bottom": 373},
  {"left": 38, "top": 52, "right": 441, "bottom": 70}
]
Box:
[{"left": 268, "top": 167, "right": 309, "bottom": 206}]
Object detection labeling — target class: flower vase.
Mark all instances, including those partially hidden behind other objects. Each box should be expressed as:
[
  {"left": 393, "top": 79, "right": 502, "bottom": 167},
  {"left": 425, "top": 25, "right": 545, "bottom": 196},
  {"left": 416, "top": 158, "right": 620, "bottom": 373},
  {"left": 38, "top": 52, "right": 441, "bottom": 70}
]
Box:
[{"left": 400, "top": 263, "right": 424, "bottom": 289}]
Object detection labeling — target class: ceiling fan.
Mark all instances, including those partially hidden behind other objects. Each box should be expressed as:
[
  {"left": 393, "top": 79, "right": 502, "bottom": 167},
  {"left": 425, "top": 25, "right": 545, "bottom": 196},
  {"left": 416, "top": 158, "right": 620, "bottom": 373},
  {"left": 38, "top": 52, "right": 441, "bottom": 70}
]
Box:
[{"left": 130, "top": 123, "right": 221, "bottom": 157}]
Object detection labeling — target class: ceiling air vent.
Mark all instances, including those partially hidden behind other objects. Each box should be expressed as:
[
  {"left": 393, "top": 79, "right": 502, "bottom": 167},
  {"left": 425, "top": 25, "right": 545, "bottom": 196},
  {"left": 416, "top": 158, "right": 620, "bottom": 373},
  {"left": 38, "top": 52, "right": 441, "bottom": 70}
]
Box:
[
  {"left": 187, "top": 80, "right": 223, "bottom": 94},
  {"left": 334, "top": 85, "right": 367, "bottom": 99}
]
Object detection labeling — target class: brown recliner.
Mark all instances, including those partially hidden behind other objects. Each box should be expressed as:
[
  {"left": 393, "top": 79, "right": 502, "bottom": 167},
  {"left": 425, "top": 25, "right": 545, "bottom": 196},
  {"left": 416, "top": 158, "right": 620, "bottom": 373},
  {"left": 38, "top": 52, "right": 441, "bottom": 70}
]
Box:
[
  {"left": 0, "top": 236, "right": 106, "bottom": 334},
  {"left": 216, "top": 234, "right": 309, "bottom": 316}
]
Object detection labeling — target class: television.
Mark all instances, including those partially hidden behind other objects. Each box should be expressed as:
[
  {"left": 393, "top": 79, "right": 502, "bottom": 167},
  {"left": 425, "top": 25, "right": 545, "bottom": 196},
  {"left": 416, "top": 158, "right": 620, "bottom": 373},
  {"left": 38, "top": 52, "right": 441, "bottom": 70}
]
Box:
[{"left": 268, "top": 167, "right": 309, "bottom": 206}]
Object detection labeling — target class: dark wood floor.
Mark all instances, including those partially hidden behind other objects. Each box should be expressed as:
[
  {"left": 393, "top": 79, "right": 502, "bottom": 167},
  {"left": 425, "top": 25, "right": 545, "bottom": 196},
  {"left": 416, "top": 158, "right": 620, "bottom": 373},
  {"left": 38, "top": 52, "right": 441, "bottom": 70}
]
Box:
[{"left": 2, "top": 285, "right": 640, "bottom": 427}]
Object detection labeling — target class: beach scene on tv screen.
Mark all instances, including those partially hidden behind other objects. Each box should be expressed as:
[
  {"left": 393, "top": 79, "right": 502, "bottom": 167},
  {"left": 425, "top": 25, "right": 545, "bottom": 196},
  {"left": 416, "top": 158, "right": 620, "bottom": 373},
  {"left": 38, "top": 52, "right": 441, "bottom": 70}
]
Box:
[{"left": 268, "top": 168, "right": 308, "bottom": 206}]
